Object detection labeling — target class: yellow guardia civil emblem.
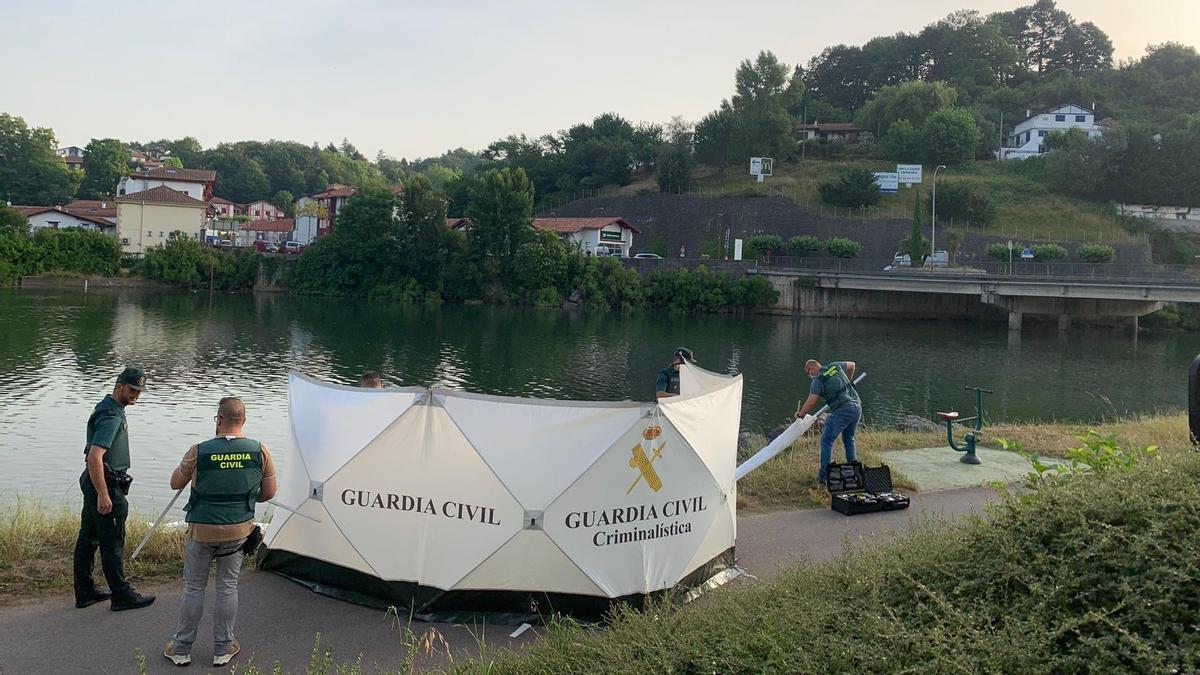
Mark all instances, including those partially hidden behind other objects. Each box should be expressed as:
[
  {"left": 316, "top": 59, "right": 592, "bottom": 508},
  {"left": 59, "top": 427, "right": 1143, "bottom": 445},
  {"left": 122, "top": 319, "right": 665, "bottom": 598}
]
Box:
[{"left": 627, "top": 425, "right": 666, "bottom": 495}]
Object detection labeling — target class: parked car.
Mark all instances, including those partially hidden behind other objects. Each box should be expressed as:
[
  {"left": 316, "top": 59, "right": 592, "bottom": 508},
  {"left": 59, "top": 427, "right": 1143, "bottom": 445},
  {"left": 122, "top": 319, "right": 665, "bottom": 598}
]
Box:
[
  {"left": 282, "top": 241, "right": 306, "bottom": 255},
  {"left": 633, "top": 253, "right": 663, "bottom": 259},
  {"left": 218, "top": 239, "right": 234, "bottom": 247},
  {"left": 884, "top": 250, "right": 949, "bottom": 271},
  {"left": 254, "top": 240, "right": 280, "bottom": 253}
]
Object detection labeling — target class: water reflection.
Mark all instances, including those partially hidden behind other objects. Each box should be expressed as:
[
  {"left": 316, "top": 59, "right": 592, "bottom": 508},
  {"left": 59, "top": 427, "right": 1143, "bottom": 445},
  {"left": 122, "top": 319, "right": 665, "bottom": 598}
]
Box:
[{"left": 1, "top": 288, "right": 1196, "bottom": 513}]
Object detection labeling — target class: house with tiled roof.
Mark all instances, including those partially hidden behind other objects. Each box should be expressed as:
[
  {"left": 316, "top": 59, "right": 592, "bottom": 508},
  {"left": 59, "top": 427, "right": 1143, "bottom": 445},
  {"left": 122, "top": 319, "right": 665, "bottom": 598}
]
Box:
[
  {"left": 236, "top": 218, "right": 295, "bottom": 247},
  {"left": 56, "top": 146, "right": 85, "bottom": 169},
  {"left": 209, "top": 196, "right": 239, "bottom": 219},
  {"left": 12, "top": 205, "right": 116, "bottom": 235},
  {"left": 796, "top": 122, "right": 862, "bottom": 142},
  {"left": 999, "top": 103, "right": 1103, "bottom": 160},
  {"left": 117, "top": 166, "right": 217, "bottom": 202},
  {"left": 532, "top": 217, "right": 639, "bottom": 257},
  {"left": 115, "top": 186, "right": 208, "bottom": 255},
  {"left": 293, "top": 183, "right": 403, "bottom": 242},
  {"left": 244, "top": 199, "right": 286, "bottom": 222}
]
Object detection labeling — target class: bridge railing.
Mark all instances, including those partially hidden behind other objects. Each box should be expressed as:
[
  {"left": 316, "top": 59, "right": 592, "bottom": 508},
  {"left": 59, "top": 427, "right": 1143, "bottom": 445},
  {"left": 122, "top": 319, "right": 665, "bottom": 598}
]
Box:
[{"left": 756, "top": 256, "right": 1200, "bottom": 285}]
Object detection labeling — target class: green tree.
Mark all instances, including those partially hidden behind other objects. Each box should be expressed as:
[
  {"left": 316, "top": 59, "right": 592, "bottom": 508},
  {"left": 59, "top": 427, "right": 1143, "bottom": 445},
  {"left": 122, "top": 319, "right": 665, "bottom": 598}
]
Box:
[
  {"left": 271, "top": 190, "right": 295, "bottom": 217},
  {"left": 656, "top": 117, "right": 692, "bottom": 193},
  {"left": 467, "top": 167, "right": 534, "bottom": 259},
  {"left": 934, "top": 181, "right": 997, "bottom": 226},
  {"left": 921, "top": 108, "right": 982, "bottom": 165},
  {"left": 883, "top": 119, "right": 922, "bottom": 162},
  {"left": 693, "top": 108, "right": 743, "bottom": 166},
  {"left": 396, "top": 174, "right": 450, "bottom": 288},
  {"left": 0, "top": 205, "right": 28, "bottom": 236},
  {"left": 514, "top": 229, "right": 569, "bottom": 294},
  {"left": 206, "top": 145, "right": 271, "bottom": 202},
  {"left": 902, "top": 193, "right": 930, "bottom": 264},
  {"left": 79, "top": 138, "right": 130, "bottom": 199},
  {"left": 818, "top": 168, "right": 882, "bottom": 208},
  {"left": 857, "top": 81, "right": 959, "bottom": 138},
  {"left": 0, "top": 114, "right": 74, "bottom": 205}
]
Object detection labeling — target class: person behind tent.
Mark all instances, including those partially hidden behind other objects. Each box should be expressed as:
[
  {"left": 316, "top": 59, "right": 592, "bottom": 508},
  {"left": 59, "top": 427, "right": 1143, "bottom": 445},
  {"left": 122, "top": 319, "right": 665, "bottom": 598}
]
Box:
[
  {"left": 655, "top": 348, "right": 695, "bottom": 399},
  {"left": 796, "top": 359, "right": 861, "bottom": 486},
  {"left": 359, "top": 371, "right": 384, "bottom": 388},
  {"left": 164, "top": 397, "right": 276, "bottom": 668}
]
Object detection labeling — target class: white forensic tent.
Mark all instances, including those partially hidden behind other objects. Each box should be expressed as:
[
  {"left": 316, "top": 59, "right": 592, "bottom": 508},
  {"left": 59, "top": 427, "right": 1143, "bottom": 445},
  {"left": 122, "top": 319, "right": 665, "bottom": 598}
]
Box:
[{"left": 261, "top": 366, "right": 742, "bottom": 620}]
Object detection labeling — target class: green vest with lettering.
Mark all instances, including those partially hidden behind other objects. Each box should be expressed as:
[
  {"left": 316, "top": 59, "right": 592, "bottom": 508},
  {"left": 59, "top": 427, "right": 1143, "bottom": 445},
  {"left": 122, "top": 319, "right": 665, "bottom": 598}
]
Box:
[
  {"left": 184, "top": 437, "right": 263, "bottom": 525},
  {"left": 818, "top": 364, "right": 857, "bottom": 411}
]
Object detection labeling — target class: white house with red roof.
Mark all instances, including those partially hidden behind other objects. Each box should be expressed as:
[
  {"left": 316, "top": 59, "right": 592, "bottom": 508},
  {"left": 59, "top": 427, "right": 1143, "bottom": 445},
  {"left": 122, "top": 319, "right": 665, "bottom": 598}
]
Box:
[
  {"left": 209, "top": 196, "right": 239, "bottom": 219},
  {"left": 294, "top": 184, "right": 403, "bottom": 242},
  {"left": 117, "top": 167, "right": 217, "bottom": 202},
  {"left": 13, "top": 205, "right": 116, "bottom": 235},
  {"left": 244, "top": 199, "right": 286, "bottom": 222},
  {"left": 532, "top": 217, "right": 639, "bottom": 257},
  {"left": 237, "top": 218, "right": 295, "bottom": 247}
]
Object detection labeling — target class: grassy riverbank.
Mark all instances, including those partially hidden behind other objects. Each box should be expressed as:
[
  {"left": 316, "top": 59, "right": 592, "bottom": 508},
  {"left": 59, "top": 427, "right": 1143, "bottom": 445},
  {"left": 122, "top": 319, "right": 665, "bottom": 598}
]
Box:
[
  {"left": 736, "top": 412, "right": 1190, "bottom": 511},
  {"left": 0, "top": 502, "right": 186, "bottom": 606},
  {"left": 3, "top": 414, "right": 1189, "bottom": 611}
]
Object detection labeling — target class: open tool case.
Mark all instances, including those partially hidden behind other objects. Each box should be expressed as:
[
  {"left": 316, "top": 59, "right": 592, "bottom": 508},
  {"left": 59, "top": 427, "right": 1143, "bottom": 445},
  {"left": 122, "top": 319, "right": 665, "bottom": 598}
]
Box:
[{"left": 826, "top": 461, "right": 910, "bottom": 516}]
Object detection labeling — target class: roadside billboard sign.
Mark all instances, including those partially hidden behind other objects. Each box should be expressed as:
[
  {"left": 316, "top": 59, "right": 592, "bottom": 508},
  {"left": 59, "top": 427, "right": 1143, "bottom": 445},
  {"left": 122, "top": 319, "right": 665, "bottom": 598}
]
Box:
[
  {"left": 873, "top": 171, "right": 899, "bottom": 194},
  {"left": 897, "top": 164, "right": 923, "bottom": 186}
]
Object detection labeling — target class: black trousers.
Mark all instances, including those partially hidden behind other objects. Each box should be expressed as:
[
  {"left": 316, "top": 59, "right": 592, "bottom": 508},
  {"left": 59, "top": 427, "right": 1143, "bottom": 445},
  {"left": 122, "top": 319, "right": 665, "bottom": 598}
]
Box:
[{"left": 73, "top": 471, "right": 131, "bottom": 598}]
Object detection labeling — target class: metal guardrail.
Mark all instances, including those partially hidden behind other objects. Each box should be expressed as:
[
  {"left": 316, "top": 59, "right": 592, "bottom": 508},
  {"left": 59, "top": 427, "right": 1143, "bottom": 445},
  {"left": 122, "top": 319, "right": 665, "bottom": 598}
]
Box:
[{"left": 755, "top": 256, "right": 1200, "bottom": 286}]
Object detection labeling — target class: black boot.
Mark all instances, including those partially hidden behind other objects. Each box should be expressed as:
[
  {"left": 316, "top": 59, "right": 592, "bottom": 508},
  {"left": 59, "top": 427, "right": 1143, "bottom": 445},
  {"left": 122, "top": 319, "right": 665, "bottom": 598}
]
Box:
[
  {"left": 111, "top": 589, "right": 155, "bottom": 611},
  {"left": 75, "top": 588, "right": 112, "bottom": 609}
]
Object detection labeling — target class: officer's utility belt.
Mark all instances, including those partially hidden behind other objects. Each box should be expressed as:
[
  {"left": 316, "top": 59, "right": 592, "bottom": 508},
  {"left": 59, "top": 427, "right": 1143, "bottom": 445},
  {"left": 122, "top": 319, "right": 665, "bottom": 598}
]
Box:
[
  {"left": 104, "top": 466, "right": 133, "bottom": 495},
  {"left": 214, "top": 525, "right": 262, "bottom": 558}
]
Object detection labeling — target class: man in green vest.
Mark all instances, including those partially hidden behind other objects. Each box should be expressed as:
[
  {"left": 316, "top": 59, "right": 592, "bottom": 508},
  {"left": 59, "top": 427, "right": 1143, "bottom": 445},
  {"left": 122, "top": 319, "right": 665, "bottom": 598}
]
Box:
[
  {"left": 164, "top": 397, "right": 277, "bottom": 668},
  {"left": 73, "top": 366, "right": 156, "bottom": 611},
  {"left": 796, "top": 359, "right": 861, "bottom": 486}
]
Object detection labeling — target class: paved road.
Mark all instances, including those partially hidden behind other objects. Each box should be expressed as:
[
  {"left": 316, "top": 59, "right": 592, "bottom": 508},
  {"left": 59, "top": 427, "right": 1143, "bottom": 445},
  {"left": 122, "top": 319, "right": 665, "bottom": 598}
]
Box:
[{"left": 0, "top": 487, "right": 995, "bottom": 674}]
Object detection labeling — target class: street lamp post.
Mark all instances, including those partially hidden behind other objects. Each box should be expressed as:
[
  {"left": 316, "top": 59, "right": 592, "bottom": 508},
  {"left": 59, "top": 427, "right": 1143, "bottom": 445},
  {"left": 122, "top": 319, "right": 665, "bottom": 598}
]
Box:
[{"left": 931, "top": 165, "right": 947, "bottom": 255}]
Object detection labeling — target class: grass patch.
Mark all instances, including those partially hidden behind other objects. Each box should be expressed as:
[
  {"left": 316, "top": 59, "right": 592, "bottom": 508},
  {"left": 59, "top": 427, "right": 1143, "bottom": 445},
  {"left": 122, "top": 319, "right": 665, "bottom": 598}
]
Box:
[
  {"left": 0, "top": 500, "right": 186, "bottom": 606},
  {"left": 467, "top": 437, "right": 1200, "bottom": 673},
  {"left": 661, "top": 159, "right": 1144, "bottom": 246},
  {"left": 735, "top": 413, "right": 1189, "bottom": 512}
]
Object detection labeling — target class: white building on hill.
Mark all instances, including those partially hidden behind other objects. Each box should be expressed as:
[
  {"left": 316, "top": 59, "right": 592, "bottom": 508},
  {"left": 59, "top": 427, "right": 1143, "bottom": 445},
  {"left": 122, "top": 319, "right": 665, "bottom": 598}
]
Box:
[{"left": 999, "top": 103, "right": 1104, "bottom": 160}]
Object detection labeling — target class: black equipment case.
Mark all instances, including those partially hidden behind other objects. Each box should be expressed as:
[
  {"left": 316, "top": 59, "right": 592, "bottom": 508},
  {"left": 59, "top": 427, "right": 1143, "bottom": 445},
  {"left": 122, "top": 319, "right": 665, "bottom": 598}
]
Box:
[{"left": 826, "top": 461, "right": 910, "bottom": 516}]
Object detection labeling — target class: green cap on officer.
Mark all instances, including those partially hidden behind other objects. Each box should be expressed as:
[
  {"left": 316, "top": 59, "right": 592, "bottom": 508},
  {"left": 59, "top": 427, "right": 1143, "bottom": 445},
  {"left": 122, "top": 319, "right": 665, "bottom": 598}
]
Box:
[{"left": 117, "top": 367, "right": 148, "bottom": 392}]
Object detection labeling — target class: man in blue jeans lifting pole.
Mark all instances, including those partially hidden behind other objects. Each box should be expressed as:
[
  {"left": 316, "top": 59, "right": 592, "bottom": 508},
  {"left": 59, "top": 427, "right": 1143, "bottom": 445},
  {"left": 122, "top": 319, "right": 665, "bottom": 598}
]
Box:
[{"left": 796, "top": 359, "right": 861, "bottom": 487}]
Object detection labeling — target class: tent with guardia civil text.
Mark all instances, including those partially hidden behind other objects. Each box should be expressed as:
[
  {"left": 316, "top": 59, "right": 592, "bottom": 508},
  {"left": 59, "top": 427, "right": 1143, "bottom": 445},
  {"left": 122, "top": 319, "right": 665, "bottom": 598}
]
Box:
[{"left": 259, "top": 365, "right": 741, "bottom": 622}]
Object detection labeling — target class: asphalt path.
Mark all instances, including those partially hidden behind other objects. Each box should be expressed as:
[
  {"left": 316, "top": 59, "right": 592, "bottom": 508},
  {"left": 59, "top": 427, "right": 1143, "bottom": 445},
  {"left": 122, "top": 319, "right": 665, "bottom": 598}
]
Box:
[{"left": 0, "top": 486, "right": 995, "bottom": 674}]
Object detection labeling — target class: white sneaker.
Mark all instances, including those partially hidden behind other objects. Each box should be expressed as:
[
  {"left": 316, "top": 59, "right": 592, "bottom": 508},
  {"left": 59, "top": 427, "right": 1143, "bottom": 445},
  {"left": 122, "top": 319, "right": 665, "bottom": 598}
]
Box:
[
  {"left": 164, "top": 641, "right": 191, "bottom": 666},
  {"left": 213, "top": 640, "right": 240, "bottom": 667}
]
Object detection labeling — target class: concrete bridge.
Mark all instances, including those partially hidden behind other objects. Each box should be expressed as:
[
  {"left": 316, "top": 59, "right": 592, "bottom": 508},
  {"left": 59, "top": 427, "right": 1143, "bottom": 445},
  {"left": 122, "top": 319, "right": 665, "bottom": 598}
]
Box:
[{"left": 760, "top": 267, "right": 1200, "bottom": 330}]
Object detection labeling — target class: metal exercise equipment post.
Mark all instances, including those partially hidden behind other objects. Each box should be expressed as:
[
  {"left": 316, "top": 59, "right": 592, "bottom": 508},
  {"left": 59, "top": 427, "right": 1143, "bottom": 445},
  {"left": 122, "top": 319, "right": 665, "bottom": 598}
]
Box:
[{"left": 937, "top": 386, "right": 993, "bottom": 465}]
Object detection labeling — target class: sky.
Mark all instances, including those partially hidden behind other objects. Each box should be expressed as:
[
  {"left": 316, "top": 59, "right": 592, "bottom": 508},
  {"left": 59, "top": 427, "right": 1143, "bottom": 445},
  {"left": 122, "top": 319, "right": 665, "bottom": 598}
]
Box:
[{"left": 4, "top": 0, "right": 1197, "bottom": 160}]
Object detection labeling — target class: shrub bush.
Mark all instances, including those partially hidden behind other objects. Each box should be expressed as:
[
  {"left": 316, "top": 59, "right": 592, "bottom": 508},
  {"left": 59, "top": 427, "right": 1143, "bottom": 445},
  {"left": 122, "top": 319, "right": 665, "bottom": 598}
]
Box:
[
  {"left": 367, "top": 279, "right": 423, "bottom": 303},
  {"left": 824, "top": 237, "right": 862, "bottom": 258},
  {"left": 532, "top": 287, "right": 563, "bottom": 307},
  {"left": 934, "top": 180, "right": 997, "bottom": 227},
  {"left": 744, "top": 234, "right": 785, "bottom": 259},
  {"left": 786, "top": 235, "right": 822, "bottom": 255},
  {"left": 1077, "top": 243, "right": 1116, "bottom": 263},
  {"left": 1031, "top": 243, "right": 1068, "bottom": 261},
  {"left": 818, "top": 168, "right": 882, "bottom": 208},
  {"left": 985, "top": 241, "right": 1016, "bottom": 261}
]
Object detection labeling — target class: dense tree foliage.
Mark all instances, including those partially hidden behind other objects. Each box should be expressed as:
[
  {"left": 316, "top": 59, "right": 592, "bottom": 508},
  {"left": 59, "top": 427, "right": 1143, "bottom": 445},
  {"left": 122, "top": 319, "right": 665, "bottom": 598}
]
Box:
[
  {"left": 78, "top": 138, "right": 130, "bottom": 199},
  {"left": 818, "top": 168, "right": 882, "bottom": 207},
  {"left": 0, "top": 226, "right": 121, "bottom": 285},
  {"left": 0, "top": 114, "right": 75, "bottom": 205}
]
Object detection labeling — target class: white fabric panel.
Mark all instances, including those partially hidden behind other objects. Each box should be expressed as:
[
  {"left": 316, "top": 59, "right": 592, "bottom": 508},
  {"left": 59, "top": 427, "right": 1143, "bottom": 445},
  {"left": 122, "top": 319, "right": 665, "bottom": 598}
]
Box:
[
  {"left": 660, "top": 374, "right": 743, "bottom": 492},
  {"left": 288, "top": 372, "right": 420, "bottom": 481},
  {"left": 678, "top": 362, "right": 738, "bottom": 398},
  {"left": 324, "top": 405, "right": 525, "bottom": 590},
  {"left": 265, "top": 500, "right": 377, "bottom": 576},
  {"left": 453, "top": 530, "right": 607, "bottom": 596},
  {"left": 734, "top": 413, "right": 819, "bottom": 481},
  {"left": 543, "top": 418, "right": 722, "bottom": 596},
  {"left": 263, "top": 425, "right": 312, "bottom": 545},
  {"left": 441, "top": 392, "right": 648, "bottom": 510},
  {"left": 680, "top": 496, "right": 736, "bottom": 579}
]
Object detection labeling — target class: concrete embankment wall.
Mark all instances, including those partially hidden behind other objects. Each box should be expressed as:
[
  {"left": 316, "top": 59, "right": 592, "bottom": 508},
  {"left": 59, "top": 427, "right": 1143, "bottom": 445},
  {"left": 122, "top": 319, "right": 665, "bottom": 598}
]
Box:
[
  {"left": 19, "top": 275, "right": 168, "bottom": 290},
  {"left": 766, "top": 278, "right": 1008, "bottom": 321}
]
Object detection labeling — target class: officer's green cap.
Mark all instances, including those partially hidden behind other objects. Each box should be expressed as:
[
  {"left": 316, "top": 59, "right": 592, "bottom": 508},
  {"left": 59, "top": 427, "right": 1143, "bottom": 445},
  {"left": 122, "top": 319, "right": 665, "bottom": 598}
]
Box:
[{"left": 117, "top": 367, "right": 148, "bottom": 391}]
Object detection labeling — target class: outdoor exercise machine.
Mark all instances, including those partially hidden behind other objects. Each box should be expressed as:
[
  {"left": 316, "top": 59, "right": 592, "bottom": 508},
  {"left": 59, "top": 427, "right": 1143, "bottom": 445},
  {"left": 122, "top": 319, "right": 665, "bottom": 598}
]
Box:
[{"left": 937, "top": 386, "right": 993, "bottom": 465}]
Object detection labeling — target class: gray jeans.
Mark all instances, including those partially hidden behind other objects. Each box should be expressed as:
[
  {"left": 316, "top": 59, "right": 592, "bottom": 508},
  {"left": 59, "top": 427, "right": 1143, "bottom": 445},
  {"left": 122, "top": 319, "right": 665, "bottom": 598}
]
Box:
[{"left": 170, "top": 537, "right": 245, "bottom": 655}]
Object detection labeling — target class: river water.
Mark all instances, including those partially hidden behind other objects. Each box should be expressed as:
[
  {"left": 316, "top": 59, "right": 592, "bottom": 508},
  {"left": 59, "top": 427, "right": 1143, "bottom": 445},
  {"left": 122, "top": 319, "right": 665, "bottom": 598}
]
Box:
[{"left": 2, "top": 288, "right": 1196, "bottom": 514}]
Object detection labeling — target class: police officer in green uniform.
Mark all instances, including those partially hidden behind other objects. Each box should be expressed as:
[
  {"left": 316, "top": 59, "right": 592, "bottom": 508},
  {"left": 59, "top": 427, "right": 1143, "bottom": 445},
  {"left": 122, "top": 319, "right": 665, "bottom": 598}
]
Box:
[
  {"left": 796, "top": 359, "right": 861, "bottom": 485},
  {"left": 164, "top": 396, "right": 276, "bottom": 668},
  {"left": 73, "top": 367, "right": 156, "bottom": 610},
  {"left": 655, "top": 348, "right": 695, "bottom": 399}
]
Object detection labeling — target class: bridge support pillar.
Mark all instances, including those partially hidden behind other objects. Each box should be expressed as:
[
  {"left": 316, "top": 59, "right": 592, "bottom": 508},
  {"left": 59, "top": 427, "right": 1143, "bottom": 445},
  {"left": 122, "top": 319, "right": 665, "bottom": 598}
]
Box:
[
  {"left": 1125, "top": 315, "right": 1139, "bottom": 333},
  {"left": 1057, "top": 314, "right": 1072, "bottom": 333},
  {"left": 1008, "top": 311, "right": 1023, "bottom": 332}
]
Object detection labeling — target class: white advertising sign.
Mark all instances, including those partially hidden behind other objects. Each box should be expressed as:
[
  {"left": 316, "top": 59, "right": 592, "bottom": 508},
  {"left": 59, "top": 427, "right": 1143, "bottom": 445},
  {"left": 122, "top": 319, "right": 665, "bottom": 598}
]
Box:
[
  {"left": 873, "top": 171, "right": 900, "bottom": 194},
  {"left": 897, "top": 164, "right": 923, "bottom": 185}
]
